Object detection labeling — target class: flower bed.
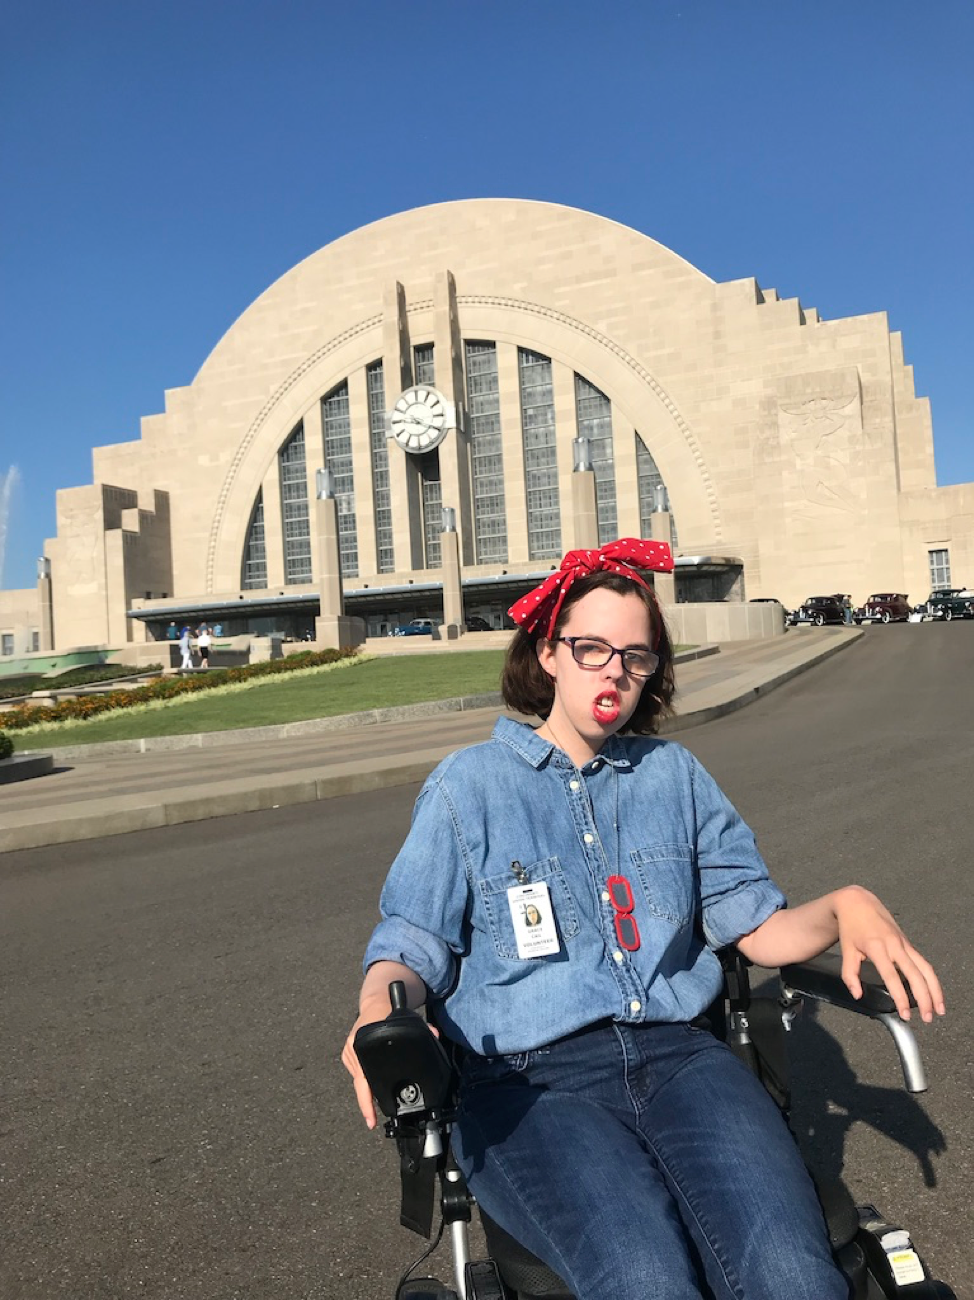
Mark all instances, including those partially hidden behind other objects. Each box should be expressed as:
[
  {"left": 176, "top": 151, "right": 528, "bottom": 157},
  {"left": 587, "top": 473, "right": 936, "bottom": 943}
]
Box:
[
  {"left": 0, "top": 663, "right": 165, "bottom": 701},
  {"left": 0, "top": 648, "right": 359, "bottom": 730}
]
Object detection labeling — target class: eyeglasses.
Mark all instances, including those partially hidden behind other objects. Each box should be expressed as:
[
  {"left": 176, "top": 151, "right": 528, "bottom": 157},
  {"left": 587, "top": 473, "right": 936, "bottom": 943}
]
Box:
[
  {"left": 606, "top": 874, "right": 641, "bottom": 951},
  {"left": 554, "top": 637, "right": 660, "bottom": 679}
]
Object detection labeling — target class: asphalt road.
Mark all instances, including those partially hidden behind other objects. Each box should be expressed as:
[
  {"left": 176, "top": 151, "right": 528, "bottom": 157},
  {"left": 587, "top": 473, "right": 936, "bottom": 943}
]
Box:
[{"left": 2, "top": 623, "right": 972, "bottom": 1300}]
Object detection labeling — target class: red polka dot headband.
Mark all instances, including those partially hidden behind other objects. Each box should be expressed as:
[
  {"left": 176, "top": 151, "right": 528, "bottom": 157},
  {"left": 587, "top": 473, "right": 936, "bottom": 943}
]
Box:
[{"left": 507, "top": 538, "right": 674, "bottom": 641}]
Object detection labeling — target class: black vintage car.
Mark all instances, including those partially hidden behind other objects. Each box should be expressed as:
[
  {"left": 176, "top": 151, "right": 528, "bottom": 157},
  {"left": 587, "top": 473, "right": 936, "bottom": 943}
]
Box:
[
  {"left": 792, "top": 594, "right": 846, "bottom": 626},
  {"left": 926, "top": 588, "right": 974, "bottom": 621}
]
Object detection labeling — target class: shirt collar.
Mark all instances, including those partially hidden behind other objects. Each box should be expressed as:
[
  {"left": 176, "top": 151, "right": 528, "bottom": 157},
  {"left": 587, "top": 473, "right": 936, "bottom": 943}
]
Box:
[{"left": 492, "top": 716, "right": 634, "bottom": 771}]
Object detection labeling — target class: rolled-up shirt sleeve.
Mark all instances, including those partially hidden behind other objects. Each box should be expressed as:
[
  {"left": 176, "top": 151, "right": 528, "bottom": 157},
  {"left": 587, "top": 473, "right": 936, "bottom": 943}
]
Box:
[
  {"left": 689, "top": 755, "right": 786, "bottom": 950},
  {"left": 363, "top": 777, "right": 470, "bottom": 998}
]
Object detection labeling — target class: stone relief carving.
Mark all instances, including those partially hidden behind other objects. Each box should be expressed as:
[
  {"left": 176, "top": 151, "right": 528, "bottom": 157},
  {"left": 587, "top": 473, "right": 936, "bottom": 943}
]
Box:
[{"left": 775, "top": 374, "right": 863, "bottom": 515}]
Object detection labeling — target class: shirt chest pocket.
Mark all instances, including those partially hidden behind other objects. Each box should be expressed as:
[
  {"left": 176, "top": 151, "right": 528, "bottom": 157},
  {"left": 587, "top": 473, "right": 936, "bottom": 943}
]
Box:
[
  {"left": 631, "top": 843, "right": 696, "bottom": 928},
  {"left": 477, "top": 857, "right": 580, "bottom": 960}
]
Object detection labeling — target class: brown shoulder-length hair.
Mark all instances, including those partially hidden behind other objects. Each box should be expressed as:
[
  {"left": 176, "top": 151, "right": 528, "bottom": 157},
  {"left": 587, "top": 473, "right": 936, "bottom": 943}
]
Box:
[{"left": 500, "top": 570, "right": 676, "bottom": 732}]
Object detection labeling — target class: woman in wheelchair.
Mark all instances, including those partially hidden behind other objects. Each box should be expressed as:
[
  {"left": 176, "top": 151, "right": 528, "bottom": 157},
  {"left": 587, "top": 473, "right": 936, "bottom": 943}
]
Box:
[{"left": 343, "top": 538, "right": 945, "bottom": 1300}]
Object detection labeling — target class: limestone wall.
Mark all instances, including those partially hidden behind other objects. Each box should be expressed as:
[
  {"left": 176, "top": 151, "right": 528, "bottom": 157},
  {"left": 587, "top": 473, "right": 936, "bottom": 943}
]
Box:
[{"left": 0, "top": 588, "right": 40, "bottom": 658}]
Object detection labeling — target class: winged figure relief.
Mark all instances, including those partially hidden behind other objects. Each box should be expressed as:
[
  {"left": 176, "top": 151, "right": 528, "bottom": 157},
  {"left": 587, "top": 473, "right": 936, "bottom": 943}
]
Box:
[{"left": 778, "top": 391, "right": 861, "bottom": 513}]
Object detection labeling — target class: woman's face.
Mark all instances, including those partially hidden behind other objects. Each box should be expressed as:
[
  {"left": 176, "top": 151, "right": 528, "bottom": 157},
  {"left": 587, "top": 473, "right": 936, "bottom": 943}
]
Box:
[{"left": 536, "top": 587, "right": 653, "bottom": 761}]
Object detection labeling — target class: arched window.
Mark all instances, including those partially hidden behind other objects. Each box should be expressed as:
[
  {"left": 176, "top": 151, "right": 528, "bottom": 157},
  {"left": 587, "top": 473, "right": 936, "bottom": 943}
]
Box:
[
  {"left": 636, "top": 433, "right": 679, "bottom": 549},
  {"left": 322, "top": 382, "right": 358, "bottom": 578},
  {"left": 465, "top": 341, "right": 508, "bottom": 564},
  {"left": 518, "top": 348, "right": 561, "bottom": 559},
  {"left": 241, "top": 490, "right": 267, "bottom": 590},
  {"left": 417, "top": 450, "right": 442, "bottom": 568},
  {"left": 574, "top": 375, "right": 617, "bottom": 544},
  {"left": 367, "top": 362, "right": 394, "bottom": 573},
  {"left": 279, "top": 424, "right": 312, "bottom": 584}
]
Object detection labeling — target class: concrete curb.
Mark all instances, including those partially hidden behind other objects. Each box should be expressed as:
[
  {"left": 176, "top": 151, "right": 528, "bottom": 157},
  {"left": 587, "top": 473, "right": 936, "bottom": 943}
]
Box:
[
  {"left": 0, "top": 750, "right": 456, "bottom": 852},
  {"left": 657, "top": 627, "right": 860, "bottom": 734},
  {"left": 0, "top": 637, "right": 858, "bottom": 854}
]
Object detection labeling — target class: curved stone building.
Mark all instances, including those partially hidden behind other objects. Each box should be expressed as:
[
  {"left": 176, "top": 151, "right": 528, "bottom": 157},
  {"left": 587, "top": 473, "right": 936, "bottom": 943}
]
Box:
[{"left": 3, "top": 199, "right": 972, "bottom": 656}]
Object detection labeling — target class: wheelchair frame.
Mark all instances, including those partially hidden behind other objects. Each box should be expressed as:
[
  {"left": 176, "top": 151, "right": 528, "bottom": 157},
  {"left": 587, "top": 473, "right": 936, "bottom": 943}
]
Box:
[{"left": 354, "top": 952, "right": 953, "bottom": 1300}]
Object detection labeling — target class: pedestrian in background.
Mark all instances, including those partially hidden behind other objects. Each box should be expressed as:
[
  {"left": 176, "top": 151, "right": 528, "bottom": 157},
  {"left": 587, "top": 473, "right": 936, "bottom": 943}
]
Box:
[
  {"left": 178, "top": 625, "right": 193, "bottom": 670},
  {"left": 196, "top": 625, "right": 211, "bottom": 667}
]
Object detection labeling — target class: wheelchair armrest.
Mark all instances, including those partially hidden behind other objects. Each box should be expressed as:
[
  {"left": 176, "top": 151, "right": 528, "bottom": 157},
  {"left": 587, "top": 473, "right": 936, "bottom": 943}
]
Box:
[
  {"left": 780, "top": 949, "right": 916, "bottom": 1018},
  {"left": 353, "top": 983, "right": 456, "bottom": 1120}
]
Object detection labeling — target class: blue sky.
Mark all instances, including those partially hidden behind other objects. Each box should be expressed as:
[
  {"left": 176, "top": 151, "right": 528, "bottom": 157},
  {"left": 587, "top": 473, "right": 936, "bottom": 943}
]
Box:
[{"left": 1, "top": 0, "right": 971, "bottom": 590}]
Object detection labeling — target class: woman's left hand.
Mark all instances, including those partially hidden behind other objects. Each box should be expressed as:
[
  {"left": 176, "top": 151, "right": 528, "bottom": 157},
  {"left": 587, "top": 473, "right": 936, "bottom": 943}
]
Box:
[{"left": 835, "top": 886, "right": 946, "bottom": 1023}]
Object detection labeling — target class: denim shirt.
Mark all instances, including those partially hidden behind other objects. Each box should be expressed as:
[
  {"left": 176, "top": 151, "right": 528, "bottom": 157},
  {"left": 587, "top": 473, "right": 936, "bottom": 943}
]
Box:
[{"left": 364, "top": 717, "right": 785, "bottom": 1055}]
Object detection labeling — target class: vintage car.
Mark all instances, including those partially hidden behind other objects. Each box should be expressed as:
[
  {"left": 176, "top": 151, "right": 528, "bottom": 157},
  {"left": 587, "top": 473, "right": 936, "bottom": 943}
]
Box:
[
  {"left": 854, "top": 593, "right": 912, "bottom": 624},
  {"left": 791, "top": 594, "right": 846, "bottom": 626},
  {"left": 389, "top": 618, "right": 439, "bottom": 637},
  {"left": 926, "top": 588, "right": 974, "bottom": 621}
]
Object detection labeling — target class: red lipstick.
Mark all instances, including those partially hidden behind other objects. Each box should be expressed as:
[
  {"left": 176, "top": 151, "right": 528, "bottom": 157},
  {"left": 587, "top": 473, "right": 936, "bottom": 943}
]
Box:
[{"left": 592, "top": 689, "right": 620, "bottom": 725}]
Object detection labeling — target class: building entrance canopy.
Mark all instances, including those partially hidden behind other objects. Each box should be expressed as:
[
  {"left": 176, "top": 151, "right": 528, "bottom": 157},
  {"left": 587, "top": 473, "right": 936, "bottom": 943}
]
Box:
[{"left": 128, "top": 556, "right": 744, "bottom": 640}]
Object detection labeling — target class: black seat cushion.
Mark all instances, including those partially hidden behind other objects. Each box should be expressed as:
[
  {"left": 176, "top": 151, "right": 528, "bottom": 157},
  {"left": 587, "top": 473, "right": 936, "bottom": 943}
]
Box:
[{"left": 481, "top": 1210, "right": 574, "bottom": 1299}]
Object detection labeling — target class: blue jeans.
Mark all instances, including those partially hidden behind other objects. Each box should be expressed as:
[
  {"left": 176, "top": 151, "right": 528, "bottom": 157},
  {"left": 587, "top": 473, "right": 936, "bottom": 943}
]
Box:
[{"left": 453, "top": 1021, "right": 848, "bottom": 1300}]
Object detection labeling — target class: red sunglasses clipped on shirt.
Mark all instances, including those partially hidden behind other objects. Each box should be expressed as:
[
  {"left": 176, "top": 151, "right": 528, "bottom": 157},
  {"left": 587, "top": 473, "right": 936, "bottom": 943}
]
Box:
[{"left": 606, "top": 874, "right": 641, "bottom": 951}]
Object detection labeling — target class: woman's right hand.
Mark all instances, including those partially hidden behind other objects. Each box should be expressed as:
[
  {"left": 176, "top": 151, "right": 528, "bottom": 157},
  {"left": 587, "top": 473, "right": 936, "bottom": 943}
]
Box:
[
  {"left": 342, "top": 1012, "right": 382, "bottom": 1129},
  {"left": 343, "top": 961, "right": 430, "bottom": 1129}
]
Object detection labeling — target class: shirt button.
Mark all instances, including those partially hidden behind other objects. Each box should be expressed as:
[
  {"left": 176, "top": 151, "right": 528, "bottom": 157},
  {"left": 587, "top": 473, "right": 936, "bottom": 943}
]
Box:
[
  {"left": 583, "top": 833, "right": 594, "bottom": 844},
  {"left": 569, "top": 780, "right": 579, "bottom": 791},
  {"left": 613, "top": 950, "right": 624, "bottom": 963},
  {"left": 601, "top": 890, "right": 611, "bottom": 902},
  {"left": 630, "top": 1000, "right": 642, "bottom": 1013}
]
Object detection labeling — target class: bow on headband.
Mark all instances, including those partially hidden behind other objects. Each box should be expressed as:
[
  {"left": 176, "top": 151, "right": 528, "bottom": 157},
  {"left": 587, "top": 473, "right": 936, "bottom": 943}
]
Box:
[{"left": 508, "top": 538, "right": 674, "bottom": 639}]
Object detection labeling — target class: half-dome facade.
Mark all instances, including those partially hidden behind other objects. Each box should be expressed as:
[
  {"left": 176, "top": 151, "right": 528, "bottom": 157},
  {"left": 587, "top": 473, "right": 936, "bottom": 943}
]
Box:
[{"left": 5, "top": 199, "right": 972, "bottom": 654}]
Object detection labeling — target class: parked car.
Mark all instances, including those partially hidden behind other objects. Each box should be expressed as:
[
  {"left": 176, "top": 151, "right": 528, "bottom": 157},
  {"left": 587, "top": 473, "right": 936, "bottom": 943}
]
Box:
[
  {"left": 465, "top": 615, "right": 492, "bottom": 632},
  {"left": 792, "top": 595, "right": 846, "bottom": 626},
  {"left": 390, "top": 618, "right": 439, "bottom": 637},
  {"left": 853, "top": 593, "right": 911, "bottom": 625},
  {"left": 748, "top": 597, "right": 790, "bottom": 625},
  {"left": 926, "top": 588, "right": 974, "bottom": 621}
]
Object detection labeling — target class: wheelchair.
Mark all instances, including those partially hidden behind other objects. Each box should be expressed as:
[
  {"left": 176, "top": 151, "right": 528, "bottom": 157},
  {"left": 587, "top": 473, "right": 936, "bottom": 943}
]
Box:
[{"left": 354, "top": 951, "right": 955, "bottom": 1300}]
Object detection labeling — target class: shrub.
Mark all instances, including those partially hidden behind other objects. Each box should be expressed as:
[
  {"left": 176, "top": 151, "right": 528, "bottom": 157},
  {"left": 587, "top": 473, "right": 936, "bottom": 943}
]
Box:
[
  {"left": 0, "top": 730, "right": 12, "bottom": 760},
  {"left": 0, "top": 663, "right": 164, "bottom": 701}
]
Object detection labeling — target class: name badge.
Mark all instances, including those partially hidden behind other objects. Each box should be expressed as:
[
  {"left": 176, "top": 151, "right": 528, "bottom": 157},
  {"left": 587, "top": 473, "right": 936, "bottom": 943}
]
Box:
[{"left": 507, "top": 882, "right": 561, "bottom": 958}]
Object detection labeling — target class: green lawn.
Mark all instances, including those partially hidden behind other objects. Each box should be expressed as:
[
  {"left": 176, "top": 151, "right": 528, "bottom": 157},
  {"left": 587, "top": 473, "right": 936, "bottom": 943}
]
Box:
[{"left": 11, "top": 651, "right": 507, "bottom": 750}]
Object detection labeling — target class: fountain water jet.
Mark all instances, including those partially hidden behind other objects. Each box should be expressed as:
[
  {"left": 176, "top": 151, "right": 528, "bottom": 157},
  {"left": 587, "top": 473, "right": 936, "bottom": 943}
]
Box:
[{"left": 0, "top": 465, "right": 21, "bottom": 588}]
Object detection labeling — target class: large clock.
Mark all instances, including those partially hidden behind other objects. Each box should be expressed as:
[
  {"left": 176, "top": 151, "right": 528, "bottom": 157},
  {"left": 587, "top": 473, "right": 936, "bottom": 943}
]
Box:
[{"left": 389, "top": 386, "right": 453, "bottom": 454}]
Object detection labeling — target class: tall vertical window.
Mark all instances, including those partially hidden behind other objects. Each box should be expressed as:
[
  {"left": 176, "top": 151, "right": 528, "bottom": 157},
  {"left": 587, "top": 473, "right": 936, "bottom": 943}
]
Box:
[
  {"left": 322, "top": 381, "right": 358, "bottom": 578},
  {"left": 929, "top": 548, "right": 951, "bottom": 590},
  {"left": 31, "top": 629, "right": 39, "bottom": 652},
  {"left": 465, "top": 341, "right": 508, "bottom": 564},
  {"left": 417, "top": 450, "right": 442, "bottom": 567},
  {"left": 414, "top": 343, "right": 435, "bottom": 385},
  {"left": 368, "top": 362, "right": 394, "bottom": 573},
  {"left": 1, "top": 633, "right": 13, "bottom": 656},
  {"left": 518, "top": 348, "right": 561, "bottom": 559},
  {"left": 635, "top": 434, "right": 678, "bottom": 548},
  {"left": 279, "top": 425, "right": 312, "bottom": 584},
  {"left": 575, "top": 375, "right": 617, "bottom": 544},
  {"left": 242, "top": 490, "right": 267, "bottom": 589}
]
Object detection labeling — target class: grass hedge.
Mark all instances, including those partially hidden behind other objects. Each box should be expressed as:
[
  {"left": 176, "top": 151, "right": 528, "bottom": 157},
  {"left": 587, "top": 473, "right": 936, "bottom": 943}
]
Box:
[
  {"left": 0, "top": 730, "right": 12, "bottom": 760},
  {"left": 0, "top": 648, "right": 359, "bottom": 731}
]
